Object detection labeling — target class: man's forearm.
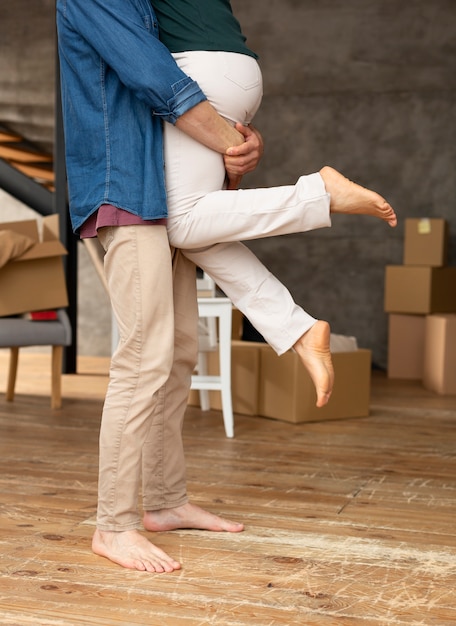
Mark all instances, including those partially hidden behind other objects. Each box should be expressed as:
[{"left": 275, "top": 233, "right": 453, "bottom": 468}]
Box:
[{"left": 175, "top": 101, "right": 244, "bottom": 153}]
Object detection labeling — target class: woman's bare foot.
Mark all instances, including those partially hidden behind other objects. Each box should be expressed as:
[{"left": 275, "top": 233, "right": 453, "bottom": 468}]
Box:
[
  {"left": 92, "top": 528, "right": 181, "bottom": 573},
  {"left": 143, "top": 502, "right": 244, "bottom": 533},
  {"left": 293, "top": 320, "right": 334, "bottom": 408},
  {"left": 320, "top": 165, "right": 397, "bottom": 227}
]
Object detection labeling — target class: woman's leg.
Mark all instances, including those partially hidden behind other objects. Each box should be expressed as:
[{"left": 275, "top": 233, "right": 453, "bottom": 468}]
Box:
[
  {"left": 184, "top": 240, "right": 333, "bottom": 408},
  {"left": 167, "top": 174, "right": 331, "bottom": 248},
  {"left": 183, "top": 241, "right": 316, "bottom": 355},
  {"left": 165, "top": 51, "right": 331, "bottom": 248},
  {"left": 166, "top": 52, "right": 395, "bottom": 248}
]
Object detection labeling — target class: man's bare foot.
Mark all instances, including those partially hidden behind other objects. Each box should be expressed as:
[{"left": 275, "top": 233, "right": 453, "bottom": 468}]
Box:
[
  {"left": 320, "top": 165, "right": 397, "bottom": 227},
  {"left": 143, "top": 502, "right": 244, "bottom": 533},
  {"left": 92, "top": 528, "right": 181, "bottom": 573},
  {"left": 293, "top": 320, "right": 334, "bottom": 408}
]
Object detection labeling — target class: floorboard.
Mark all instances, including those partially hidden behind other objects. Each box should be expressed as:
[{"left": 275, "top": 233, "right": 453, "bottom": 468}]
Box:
[{"left": 0, "top": 351, "right": 455, "bottom": 625}]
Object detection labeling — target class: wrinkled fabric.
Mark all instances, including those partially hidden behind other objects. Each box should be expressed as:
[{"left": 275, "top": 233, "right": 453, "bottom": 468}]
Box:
[
  {"left": 0, "top": 230, "right": 34, "bottom": 268},
  {"left": 56, "top": 0, "right": 207, "bottom": 233}
]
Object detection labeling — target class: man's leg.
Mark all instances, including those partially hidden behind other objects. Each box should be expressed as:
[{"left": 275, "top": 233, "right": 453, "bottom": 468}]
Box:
[
  {"left": 91, "top": 224, "right": 181, "bottom": 572},
  {"left": 141, "top": 248, "right": 197, "bottom": 513},
  {"left": 141, "top": 249, "right": 244, "bottom": 533}
]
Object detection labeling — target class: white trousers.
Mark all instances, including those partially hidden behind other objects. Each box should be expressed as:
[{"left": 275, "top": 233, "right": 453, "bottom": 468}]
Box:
[{"left": 165, "top": 52, "right": 332, "bottom": 354}]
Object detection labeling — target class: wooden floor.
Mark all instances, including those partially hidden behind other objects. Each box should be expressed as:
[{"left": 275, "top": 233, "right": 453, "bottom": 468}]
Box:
[{"left": 0, "top": 352, "right": 455, "bottom": 625}]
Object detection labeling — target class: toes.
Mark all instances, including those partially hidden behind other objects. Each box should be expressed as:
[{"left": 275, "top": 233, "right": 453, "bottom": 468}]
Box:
[
  {"left": 143, "top": 560, "right": 165, "bottom": 573},
  {"left": 135, "top": 557, "right": 179, "bottom": 573},
  {"left": 316, "top": 389, "right": 332, "bottom": 408},
  {"left": 220, "top": 521, "right": 244, "bottom": 532}
]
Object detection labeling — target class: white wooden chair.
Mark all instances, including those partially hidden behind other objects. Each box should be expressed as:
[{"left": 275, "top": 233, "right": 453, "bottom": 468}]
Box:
[{"left": 191, "top": 272, "right": 234, "bottom": 438}]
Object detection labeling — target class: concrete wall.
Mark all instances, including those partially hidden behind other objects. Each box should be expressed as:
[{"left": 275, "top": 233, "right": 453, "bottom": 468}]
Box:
[
  {"left": 1, "top": 1, "right": 455, "bottom": 366},
  {"left": 0, "top": 0, "right": 55, "bottom": 152},
  {"left": 232, "top": 0, "right": 456, "bottom": 368}
]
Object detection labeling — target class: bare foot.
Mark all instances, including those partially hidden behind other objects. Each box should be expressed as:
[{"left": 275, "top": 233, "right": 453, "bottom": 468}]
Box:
[
  {"left": 92, "top": 528, "right": 181, "bottom": 573},
  {"left": 143, "top": 502, "right": 244, "bottom": 533},
  {"left": 320, "top": 165, "right": 397, "bottom": 227},
  {"left": 293, "top": 320, "right": 334, "bottom": 408}
]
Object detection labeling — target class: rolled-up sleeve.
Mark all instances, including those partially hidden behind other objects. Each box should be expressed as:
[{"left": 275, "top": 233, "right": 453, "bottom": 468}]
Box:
[
  {"left": 163, "top": 78, "right": 208, "bottom": 124},
  {"left": 58, "top": 0, "right": 207, "bottom": 123}
]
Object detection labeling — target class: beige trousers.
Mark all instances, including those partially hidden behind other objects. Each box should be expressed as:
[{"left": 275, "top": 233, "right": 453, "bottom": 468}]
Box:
[{"left": 96, "top": 224, "right": 198, "bottom": 531}]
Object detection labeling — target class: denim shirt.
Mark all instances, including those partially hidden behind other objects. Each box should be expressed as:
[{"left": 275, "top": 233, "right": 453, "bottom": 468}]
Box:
[{"left": 56, "top": 0, "right": 207, "bottom": 233}]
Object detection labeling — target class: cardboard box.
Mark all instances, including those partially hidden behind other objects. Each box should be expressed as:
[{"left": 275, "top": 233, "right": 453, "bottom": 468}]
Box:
[
  {"left": 387, "top": 314, "right": 426, "bottom": 379},
  {"left": 188, "top": 340, "right": 268, "bottom": 416},
  {"left": 231, "top": 307, "right": 244, "bottom": 340},
  {"left": 422, "top": 314, "right": 456, "bottom": 395},
  {"left": 258, "top": 348, "right": 371, "bottom": 423},
  {"left": 384, "top": 266, "right": 456, "bottom": 314},
  {"left": 0, "top": 216, "right": 68, "bottom": 317},
  {"left": 403, "top": 218, "right": 448, "bottom": 267}
]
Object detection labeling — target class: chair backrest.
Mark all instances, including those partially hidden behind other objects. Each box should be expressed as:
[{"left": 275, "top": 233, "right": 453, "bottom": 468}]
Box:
[{"left": 196, "top": 271, "right": 216, "bottom": 298}]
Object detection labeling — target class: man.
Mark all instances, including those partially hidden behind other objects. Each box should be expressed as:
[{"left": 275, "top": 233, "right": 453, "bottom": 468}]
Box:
[{"left": 57, "top": 0, "right": 263, "bottom": 572}]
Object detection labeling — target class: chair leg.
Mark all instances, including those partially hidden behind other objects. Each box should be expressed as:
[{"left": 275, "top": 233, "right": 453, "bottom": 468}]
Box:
[
  {"left": 51, "top": 345, "right": 63, "bottom": 409},
  {"left": 197, "top": 352, "right": 211, "bottom": 411},
  {"left": 219, "top": 308, "right": 234, "bottom": 438},
  {"left": 6, "top": 347, "right": 19, "bottom": 402}
]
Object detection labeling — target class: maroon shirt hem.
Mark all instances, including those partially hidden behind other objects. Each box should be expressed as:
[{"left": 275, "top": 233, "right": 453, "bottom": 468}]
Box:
[{"left": 79, "top": 205, "right": 167, "bottom": 238}]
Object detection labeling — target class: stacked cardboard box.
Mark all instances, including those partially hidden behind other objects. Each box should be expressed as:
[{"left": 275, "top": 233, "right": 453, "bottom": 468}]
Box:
[
  {"left": 423, "top": 314, "right": 456, "bottom": 395},
  {"left": 190, "top": 310, "right": 372, "bottom": 423},
  {"left": 258, "top": 347, "right": 371, "bottom": 424},
  {"left": 385, "top": 218, "right": 456, "bottom": 394}
]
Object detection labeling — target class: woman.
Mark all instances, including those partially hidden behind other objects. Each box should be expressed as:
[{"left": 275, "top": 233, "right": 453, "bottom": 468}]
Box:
[{"left": 152, "top": 0, "right": 397, "bottom": 407}]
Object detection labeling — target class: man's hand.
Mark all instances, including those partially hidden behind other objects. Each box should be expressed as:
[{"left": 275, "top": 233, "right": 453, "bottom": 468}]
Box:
[
  {"left": 224, "top": 123, "right": 264, "bottom": 190},
  {"left": 175, "top": 102, "right": 264, "bottom": 191}
]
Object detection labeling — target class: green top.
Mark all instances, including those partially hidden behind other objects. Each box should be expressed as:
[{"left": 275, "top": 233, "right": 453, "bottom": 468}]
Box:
[{"left": 151, "top": 0, "right": 258, "bottom": 59}]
